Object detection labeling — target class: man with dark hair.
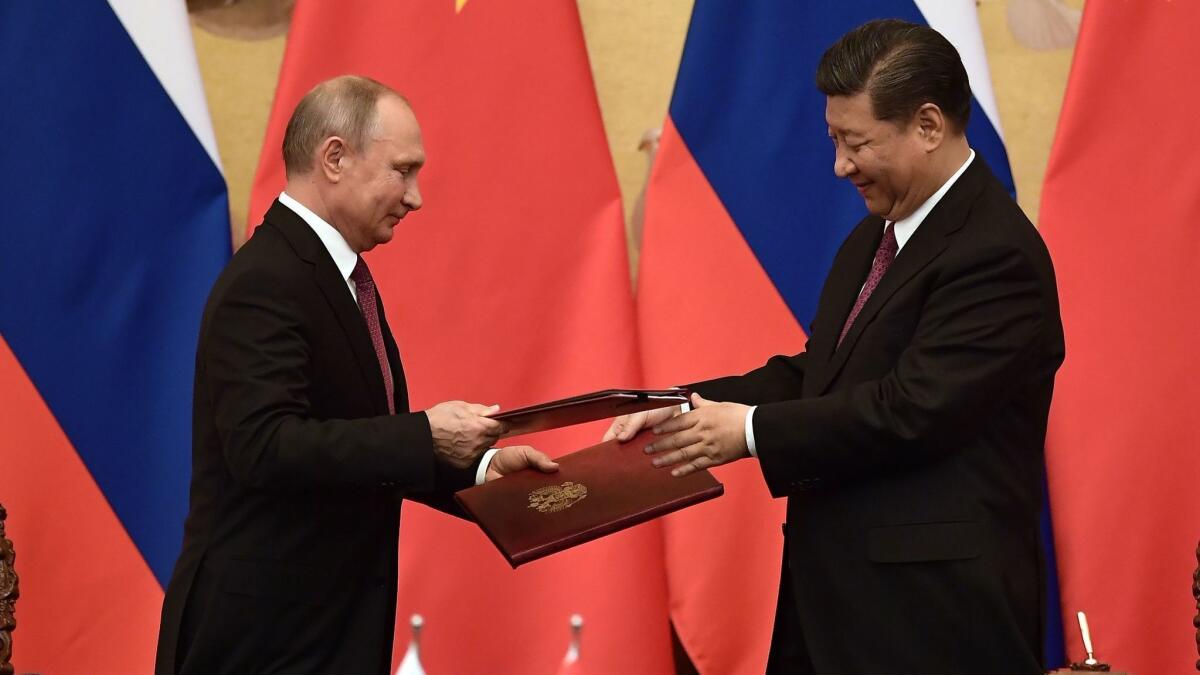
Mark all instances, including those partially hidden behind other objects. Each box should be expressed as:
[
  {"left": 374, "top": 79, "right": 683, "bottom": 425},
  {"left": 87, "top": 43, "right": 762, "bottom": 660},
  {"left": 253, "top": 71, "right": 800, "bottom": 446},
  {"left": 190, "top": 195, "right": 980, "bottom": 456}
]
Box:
[
  {"left": 607, "top": 19, "right": 1063, "bottom": 674},
  {"left": 155, "top": 75, "right": 558, "bottom": 674},
  {"left": 815, "top": 18, "right": 973, "bottom": 134}
]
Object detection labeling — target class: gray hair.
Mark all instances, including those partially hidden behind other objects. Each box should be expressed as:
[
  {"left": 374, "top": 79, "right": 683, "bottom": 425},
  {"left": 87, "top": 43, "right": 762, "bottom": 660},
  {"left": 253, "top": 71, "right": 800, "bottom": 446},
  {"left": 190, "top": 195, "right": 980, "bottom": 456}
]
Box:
[{"left": 281, "top": 75, "right": 409, "bottom": 176}]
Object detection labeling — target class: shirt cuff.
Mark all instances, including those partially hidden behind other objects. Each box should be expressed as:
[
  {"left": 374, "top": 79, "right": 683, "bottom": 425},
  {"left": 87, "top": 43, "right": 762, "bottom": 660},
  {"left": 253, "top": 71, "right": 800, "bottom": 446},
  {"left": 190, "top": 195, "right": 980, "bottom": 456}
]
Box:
[
  {"left": 745, "top": 406, "right": 758, "bottom": 458},
  {"left": 475, "top": 447, "right": 502, "bottom": 485}
]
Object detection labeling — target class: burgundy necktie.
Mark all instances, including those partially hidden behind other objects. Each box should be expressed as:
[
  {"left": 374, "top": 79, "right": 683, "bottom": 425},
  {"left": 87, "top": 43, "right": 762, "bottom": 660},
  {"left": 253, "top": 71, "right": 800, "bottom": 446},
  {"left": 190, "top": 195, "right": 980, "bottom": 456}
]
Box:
[
  {"left": 838, "top": 222, "right": 898, "bottom": 347},
  {"left": 350, "top": 257, "right": 395, "bottom": 414}
]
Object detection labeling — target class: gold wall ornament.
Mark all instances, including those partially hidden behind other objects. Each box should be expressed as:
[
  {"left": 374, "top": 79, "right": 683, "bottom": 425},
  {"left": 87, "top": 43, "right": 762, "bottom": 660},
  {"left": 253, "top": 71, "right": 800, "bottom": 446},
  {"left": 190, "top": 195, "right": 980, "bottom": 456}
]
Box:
[
  {"left": 1193, "top": 539, "right": 1199, "bottom": 671},
  {"left": 528, "top": 482, "right": 589, "bottom": 513},
  {"left": 0, "top": 503, "right": 17, "bottom": 675},
  {"left": 1004, "top": 0, "right": 1081, "bottom": 51},
  {"left": 188, "top": 0, "right": 295, "bottom": 41}
]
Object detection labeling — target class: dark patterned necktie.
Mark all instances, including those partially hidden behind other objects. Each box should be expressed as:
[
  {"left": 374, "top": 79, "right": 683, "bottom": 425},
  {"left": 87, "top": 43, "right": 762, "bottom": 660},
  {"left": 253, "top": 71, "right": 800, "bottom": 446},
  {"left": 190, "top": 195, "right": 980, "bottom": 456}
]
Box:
[
  {"left": 838, "top": 222, "right": 898, "bottom": 347},
  {"left": 350, "top": 256, "right": 395, "bottom": 414}
]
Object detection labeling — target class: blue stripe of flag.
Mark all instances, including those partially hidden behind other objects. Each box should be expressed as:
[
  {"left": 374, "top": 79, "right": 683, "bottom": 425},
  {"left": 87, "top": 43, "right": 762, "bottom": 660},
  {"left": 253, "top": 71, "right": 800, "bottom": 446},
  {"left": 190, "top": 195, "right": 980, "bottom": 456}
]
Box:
[{"left": 0, "top": 0, "right": 230, "bottom": 585}]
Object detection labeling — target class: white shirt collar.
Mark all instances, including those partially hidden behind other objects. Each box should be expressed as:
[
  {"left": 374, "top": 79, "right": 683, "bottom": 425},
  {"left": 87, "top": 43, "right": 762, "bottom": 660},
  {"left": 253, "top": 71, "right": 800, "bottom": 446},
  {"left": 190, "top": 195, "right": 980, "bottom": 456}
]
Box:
[
  {"left": 890, "top": 149, "right": 975, "bottom": 251},
  {"left": 278, "top": 191, "right": 359, "bottom": 288}
]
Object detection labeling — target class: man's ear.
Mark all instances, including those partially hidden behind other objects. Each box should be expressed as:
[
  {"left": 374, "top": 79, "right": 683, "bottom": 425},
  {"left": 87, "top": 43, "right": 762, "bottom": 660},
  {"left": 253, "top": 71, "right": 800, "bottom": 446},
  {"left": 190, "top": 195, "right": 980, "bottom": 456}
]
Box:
[
  {"left": 318, "top": 136, "right": 348, "bottom": 183},
  {"left": 914, "top": 103, "right": 946, "bottom": 151}
]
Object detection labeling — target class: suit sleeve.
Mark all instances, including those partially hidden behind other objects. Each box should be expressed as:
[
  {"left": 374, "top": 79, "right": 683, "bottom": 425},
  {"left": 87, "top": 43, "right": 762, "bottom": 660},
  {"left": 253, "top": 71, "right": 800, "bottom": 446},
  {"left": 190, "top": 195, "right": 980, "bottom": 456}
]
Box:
[
  {"left": 202, "top": 268, "right": 442, "bottom": 492},
  {"left": 752, "top": 241, "right": 1054, "bottom": 497},
  {"left": 689, "top": 351, "right": 808, "bottom": 405},
  {"left": 403, "top": 459, "right": 482, "bottom": 518}
]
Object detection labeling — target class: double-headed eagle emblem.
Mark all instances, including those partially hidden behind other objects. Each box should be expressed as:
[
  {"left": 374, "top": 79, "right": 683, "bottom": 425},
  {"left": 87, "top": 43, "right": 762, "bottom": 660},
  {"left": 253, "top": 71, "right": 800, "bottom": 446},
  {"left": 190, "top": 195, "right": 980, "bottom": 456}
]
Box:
[{"left": 528, "top": 482, "right": 588, "bottom": 513}]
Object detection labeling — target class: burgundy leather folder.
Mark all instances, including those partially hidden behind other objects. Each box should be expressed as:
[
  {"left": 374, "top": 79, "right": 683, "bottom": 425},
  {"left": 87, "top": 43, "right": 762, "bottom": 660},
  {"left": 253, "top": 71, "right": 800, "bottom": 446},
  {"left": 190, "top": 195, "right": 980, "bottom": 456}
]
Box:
[
  {"left": 493, "top": 388, "right": 689, "bottom": 438},
  {"left": 456, "top": 429, "right": 723, "bottom": 567}
]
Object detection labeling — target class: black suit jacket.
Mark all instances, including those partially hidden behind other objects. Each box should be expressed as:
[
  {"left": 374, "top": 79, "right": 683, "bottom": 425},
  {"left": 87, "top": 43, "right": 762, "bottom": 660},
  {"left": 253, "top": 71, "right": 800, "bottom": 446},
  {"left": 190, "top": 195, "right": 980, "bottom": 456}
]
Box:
[
  {"left": 155, "top": 201, "right": 478, "bottom": 675},
  {"left": 693, "top": 158, "right": 1064, "bottom": 674}
]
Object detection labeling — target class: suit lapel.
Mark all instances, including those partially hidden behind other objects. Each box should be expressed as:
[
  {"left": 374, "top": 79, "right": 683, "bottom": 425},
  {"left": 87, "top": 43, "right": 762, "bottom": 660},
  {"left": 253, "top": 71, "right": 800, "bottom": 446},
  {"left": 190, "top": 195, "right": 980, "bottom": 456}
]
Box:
[
  {"left": 807, "top": 216, "right": 884, "bottom": 371},
  {"left": 811, "top": 157, "right": 990, "bottom": 395},
  {"left": 263, "top": 200, "right": 391, "bottom": 415}
]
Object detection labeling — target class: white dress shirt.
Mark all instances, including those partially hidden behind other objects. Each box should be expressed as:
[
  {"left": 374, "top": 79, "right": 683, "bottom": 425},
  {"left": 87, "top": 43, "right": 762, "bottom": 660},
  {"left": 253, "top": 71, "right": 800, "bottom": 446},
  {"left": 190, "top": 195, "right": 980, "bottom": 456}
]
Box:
[
  {"left": 278, "top": 191, "right": 359, "bottom": 301},
  {"left": 738, "top": 150, "right": 976, "bottom": 458},
  {"left": 277, "top": 192, "right": 496, "bottom": 485}
]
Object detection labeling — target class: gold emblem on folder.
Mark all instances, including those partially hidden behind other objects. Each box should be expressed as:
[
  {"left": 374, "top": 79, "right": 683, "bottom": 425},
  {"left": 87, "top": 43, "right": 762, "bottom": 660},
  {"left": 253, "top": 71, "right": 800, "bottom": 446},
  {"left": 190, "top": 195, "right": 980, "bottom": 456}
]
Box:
[{"left": 528, "top": 482, "right": 588, "bottom": 513}]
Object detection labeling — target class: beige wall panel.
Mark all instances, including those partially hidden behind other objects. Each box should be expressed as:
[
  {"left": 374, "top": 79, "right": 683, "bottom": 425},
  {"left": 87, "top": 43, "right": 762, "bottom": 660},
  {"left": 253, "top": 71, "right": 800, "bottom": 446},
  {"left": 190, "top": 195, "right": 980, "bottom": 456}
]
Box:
[
  {"left": 577, "top": 0, "right": 694, "bottom": 257},
  {"left": 977, "top": 0, "right": 1079, "bottom": 225},
  {"left": 191, "top": 25, "right": 285, "bottom": 248}
]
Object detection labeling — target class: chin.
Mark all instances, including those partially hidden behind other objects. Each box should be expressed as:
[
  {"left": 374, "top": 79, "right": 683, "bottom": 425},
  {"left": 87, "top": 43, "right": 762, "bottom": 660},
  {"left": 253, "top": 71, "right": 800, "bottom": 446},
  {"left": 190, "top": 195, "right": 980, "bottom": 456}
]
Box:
[
  {"left": 862, "top": 202, "right": 887, "bottom": 217},
  {"left": 370, "top": 230, "right": 395, "bottom": 248},
  {"left": 862, "top": 197, "right": 896, "bottom": 219}
]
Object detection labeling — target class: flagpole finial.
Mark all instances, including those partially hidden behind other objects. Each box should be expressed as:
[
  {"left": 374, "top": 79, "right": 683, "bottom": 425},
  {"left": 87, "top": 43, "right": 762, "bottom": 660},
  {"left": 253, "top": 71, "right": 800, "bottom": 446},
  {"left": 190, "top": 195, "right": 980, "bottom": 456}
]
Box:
[
  {"left": 410, "top": 614, "right": 424, "bottom": 649},
  {"left": 561, "top": 613, "right": 583, "bottom": 666},
  {"left": 1068, "top": 611, "right": 1111, "bottom": 671},
  {"left": 395, "top": 615, "right": 426, "bottom": 675}
]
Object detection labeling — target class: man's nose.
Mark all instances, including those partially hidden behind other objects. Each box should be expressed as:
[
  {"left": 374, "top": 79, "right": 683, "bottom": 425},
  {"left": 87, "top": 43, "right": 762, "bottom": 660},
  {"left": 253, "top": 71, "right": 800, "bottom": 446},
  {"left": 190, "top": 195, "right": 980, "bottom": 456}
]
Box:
[
  {"left": 404, "top": 179, "right": 422, "bottom": 211},
  {"left": 833, "top": 148, "right": 855, "bottom": 178}
]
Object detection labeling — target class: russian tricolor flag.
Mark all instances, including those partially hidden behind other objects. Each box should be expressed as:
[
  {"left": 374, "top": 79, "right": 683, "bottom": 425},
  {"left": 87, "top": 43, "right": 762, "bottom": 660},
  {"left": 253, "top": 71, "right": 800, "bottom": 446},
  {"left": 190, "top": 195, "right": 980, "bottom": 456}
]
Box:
[
  {"left": 638, "top": 2, "right": 1057, "bottom": 673},
  {"left": 0, "top": 1, "right": 230, "bottom": 671}
]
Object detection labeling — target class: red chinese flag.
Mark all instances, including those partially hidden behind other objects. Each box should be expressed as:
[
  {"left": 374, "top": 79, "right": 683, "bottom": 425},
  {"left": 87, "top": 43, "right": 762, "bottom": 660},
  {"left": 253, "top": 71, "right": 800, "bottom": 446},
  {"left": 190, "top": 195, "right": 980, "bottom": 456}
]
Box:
[
  {"left": 248, "top": 1, "right": 672, "bottom": 673},
  {"left": 1040, "top": 3, "right": 1200, "bottom": 674}
]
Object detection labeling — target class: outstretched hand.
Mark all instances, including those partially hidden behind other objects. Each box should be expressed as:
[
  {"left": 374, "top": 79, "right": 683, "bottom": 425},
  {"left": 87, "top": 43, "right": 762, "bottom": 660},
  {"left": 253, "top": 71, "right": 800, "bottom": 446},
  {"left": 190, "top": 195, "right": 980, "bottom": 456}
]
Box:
[
  {"left": 602, "top": 405, "right": 681, "bottom": 442},
  {"left": 644, "top": 393, "right": 750, "bottom": 477}
]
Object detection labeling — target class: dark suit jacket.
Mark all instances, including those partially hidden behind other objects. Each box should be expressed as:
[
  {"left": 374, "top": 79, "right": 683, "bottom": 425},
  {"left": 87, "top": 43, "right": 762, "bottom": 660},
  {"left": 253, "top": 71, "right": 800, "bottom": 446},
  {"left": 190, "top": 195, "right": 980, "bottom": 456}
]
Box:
[
  {"left": 155, "top": 200, "right": 478, "bottom": 675},
  {"left": 693, "top": 157, "right": 1064, "bottom": 674}
]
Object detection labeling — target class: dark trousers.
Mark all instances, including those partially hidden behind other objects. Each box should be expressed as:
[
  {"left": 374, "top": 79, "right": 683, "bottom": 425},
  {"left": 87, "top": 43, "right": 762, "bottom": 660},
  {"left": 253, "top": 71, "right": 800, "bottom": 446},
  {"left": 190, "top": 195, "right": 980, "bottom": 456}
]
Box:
[{"left": 765, "top": 540, "right": 814, "bottom": 675}]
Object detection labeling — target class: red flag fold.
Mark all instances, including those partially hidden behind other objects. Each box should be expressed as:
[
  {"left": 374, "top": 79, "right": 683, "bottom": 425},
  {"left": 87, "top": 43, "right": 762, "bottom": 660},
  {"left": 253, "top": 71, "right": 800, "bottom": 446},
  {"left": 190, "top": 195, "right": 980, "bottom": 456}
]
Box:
[{"left": 1041, "top": 4, "right": 1200, "bottom": 674}]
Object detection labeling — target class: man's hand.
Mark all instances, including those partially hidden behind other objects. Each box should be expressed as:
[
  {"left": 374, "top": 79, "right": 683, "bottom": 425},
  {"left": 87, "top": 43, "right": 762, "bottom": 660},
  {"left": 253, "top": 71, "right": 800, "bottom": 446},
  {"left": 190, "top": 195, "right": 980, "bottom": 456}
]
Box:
[
  {"left": 484, "top": 445, "right": 559, "bottom": 482},
  {"left": 602, "top": 405, "right": 681, "bottom": 442},
  {"left": 425, "top": 401, "right": 508, "bottom": 469},
  {"left": 645, "top": 393, "right": 750, "bottom": 477}
]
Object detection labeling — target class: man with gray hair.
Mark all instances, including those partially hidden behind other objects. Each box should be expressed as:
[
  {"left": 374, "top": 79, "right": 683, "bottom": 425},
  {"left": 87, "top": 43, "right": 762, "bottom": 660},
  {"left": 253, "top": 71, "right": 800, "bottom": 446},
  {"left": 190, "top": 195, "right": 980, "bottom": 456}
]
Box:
[{"left": 155, "top": 75, "right": 557, "bottom": 674}]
